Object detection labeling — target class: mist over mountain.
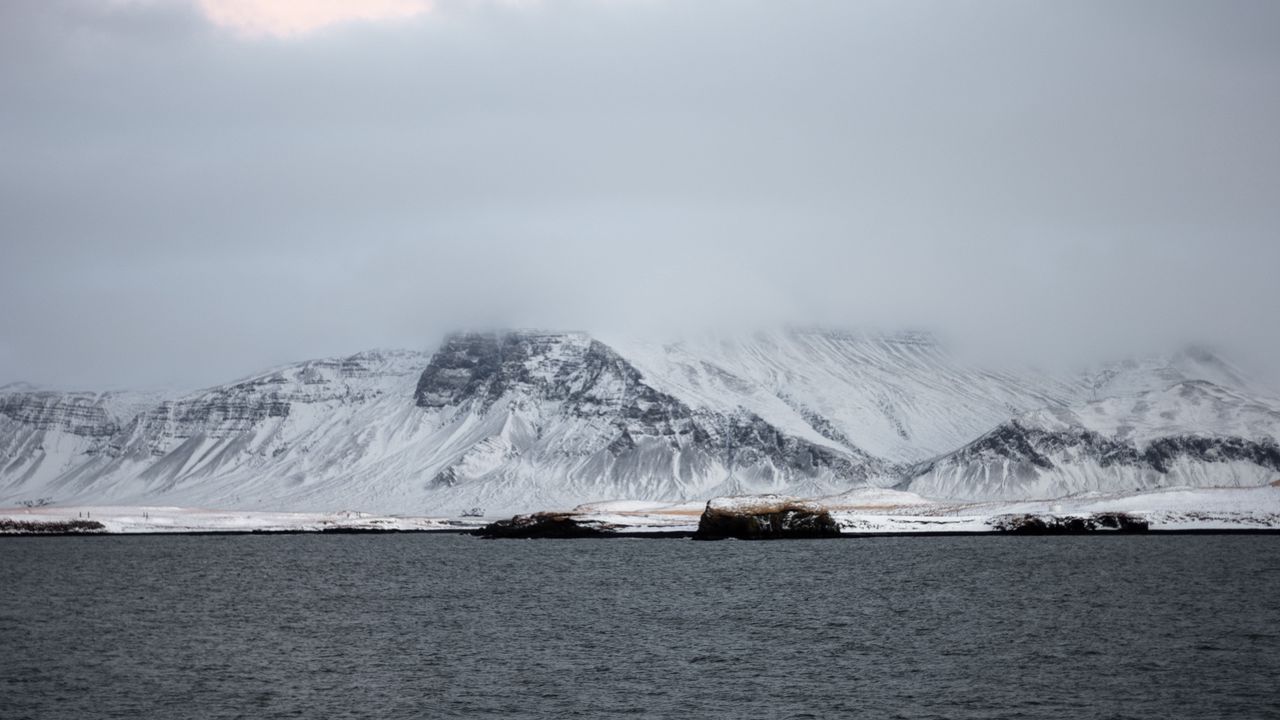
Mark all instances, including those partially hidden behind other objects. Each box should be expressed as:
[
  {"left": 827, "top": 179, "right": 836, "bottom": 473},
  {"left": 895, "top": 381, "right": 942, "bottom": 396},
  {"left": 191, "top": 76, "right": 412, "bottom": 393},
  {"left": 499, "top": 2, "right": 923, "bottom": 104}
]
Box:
[{"left": 2, "top": 0, "right": 1280, "bottom": 391}]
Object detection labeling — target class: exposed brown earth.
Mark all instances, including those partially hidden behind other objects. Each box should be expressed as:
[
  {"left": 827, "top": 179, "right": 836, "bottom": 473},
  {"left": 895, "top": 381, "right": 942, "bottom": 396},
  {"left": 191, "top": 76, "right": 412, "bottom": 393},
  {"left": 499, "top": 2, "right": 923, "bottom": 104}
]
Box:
[{"left": 693, "top": 501, "right": 842, "bottom": 541}]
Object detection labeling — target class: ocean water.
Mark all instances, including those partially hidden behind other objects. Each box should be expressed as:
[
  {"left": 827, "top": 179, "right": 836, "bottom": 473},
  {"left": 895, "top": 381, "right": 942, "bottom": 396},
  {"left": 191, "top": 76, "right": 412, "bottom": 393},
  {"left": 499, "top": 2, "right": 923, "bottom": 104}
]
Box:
[{"left": 1, "top": 534, "right": 1277, "bottom": 719}]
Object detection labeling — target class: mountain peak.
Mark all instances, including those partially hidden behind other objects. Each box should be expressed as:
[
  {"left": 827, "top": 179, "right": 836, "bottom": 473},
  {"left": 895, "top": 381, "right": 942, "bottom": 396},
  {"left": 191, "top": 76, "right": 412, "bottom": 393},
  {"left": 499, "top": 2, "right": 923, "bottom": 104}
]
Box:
[{"left": 416, "top": 331, "right": 593, "bottom": 408}]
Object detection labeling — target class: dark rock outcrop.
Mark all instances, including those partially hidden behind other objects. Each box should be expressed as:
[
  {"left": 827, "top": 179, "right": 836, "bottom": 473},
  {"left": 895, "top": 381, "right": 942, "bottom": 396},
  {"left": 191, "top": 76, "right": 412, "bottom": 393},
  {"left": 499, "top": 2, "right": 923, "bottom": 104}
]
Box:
[
  {"left": 473, "top": 512, "right": 613, "bottom": 539},
  {"left": 990, "top": 512, "right": 1150, "bottom": 534},
  {"left": 917, "top": 421, "right": 1142, "bottom": 473},
  {"left": 693, "top": 498, "right": 843, "bottom": 540},
  {"left": 0, "top": 519, "right": 106, "bottom": 534},
  {"left": 1141, "top": 435, "right": 1280, "bottom": 474}
]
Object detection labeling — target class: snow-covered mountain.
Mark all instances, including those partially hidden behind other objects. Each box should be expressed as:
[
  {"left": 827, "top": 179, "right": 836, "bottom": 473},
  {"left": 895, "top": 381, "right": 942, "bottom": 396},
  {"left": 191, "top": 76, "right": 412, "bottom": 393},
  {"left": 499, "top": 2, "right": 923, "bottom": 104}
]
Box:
[
  {"left": 907, "top": 380, "right": 1280, "bottom": 500},
  {"left": 1, "top": 329, "right": 1276, "bottom": 514}
]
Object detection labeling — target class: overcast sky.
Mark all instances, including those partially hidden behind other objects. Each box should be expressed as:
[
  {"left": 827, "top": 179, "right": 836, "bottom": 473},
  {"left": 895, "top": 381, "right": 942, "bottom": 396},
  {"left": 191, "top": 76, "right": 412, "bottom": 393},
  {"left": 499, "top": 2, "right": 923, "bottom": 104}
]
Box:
[{"left": 2, "top": 0, "right": 1278, "bottom": 390}]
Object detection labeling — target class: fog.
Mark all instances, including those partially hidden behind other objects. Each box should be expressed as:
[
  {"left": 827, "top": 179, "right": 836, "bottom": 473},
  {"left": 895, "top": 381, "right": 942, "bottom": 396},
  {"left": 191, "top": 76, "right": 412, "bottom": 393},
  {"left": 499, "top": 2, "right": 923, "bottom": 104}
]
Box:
[{"left": 2, "top": 0, "right": 1278, "bottom": 390}]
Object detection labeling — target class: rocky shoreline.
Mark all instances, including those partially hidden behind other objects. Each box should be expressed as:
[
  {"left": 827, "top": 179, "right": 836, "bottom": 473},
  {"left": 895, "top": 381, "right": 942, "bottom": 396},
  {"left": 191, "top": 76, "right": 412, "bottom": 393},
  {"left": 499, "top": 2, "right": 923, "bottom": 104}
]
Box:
[
  {"left": 0, "top": 519, "right": 107, "bottom": 535},
  {"left": 473, "top": 499, "right": 1159, "bottom": 540}
]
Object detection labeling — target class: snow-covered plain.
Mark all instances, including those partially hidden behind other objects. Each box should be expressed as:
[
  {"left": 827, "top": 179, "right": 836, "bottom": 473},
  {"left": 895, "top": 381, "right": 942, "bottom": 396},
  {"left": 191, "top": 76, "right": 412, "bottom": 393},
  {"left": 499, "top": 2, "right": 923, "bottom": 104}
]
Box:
[
  {"left": 0, "top": 505, "right": 481, "bottom": 534},
  {"left": 828, "top": 484, "right": 1280, "bottom": 533},
  {"left": 4, "top": 484, "right": 1278, "bottom": 535},
  {"left": 559, "top": 484, "right": 1280, "bottom": 535}
]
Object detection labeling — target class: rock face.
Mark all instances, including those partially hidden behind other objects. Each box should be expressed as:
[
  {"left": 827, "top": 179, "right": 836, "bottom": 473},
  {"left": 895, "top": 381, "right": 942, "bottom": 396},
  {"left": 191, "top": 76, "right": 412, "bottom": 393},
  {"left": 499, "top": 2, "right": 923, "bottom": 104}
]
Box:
[
  {"left": 0, "top": 390, "right": 156, "bottom": 496},
  {"left": 693, "top": 496, "right": 843, "bottom": 540},
  {"left": 1, "top": 330, "right": 1278, "bottom": 514},
  {"left": 0, "top": 393, "right": 120, "bottom": 437},
  {"left": 990, "top": 513, "right": 1150, "bottom": 534}
]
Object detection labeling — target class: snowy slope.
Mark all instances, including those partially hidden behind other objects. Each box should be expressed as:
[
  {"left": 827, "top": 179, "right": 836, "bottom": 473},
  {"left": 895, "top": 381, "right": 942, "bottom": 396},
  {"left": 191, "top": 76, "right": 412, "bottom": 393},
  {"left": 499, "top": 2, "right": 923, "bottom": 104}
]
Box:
[
  {"left": 0, "top": 389, "right": 157, "bottom": 495},
  {"left": 608, "top": 330, "right": 1267, "bottom": 463},
  {"left": 1080, "top": 346, "right": 1262, "bottom": 401},
  {"left": 907, "top": 380, "right": 1280, "bottom": 500},
  {"left": 1, "top": 351, "right": 435, "bottom": 511},
  {"left": 608, "top": 330, "right": 1087, "bottom": 464},
  {"left": 407, "top": 332, "right": 884, "bottom": 510}
]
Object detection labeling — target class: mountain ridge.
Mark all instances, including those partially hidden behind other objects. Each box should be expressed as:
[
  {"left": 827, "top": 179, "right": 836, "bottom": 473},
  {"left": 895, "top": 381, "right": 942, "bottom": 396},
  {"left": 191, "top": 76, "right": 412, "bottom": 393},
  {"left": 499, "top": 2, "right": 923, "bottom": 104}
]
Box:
[{"left": 1, "top": 329, "right": 1275, "bottom": 513}]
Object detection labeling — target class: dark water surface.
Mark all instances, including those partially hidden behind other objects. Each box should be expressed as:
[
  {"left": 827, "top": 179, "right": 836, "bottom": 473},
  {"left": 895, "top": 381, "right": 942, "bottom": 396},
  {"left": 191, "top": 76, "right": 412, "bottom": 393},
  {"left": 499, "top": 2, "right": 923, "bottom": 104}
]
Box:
[{"left": 2, "top": 534, "right": 1278, "bottom": 719}]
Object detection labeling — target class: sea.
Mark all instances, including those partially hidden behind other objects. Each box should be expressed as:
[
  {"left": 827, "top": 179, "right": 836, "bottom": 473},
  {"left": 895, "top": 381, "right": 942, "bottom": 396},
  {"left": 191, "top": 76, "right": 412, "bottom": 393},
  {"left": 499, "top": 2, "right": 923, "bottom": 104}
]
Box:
[{"left": 2, "top": 534, "right": 1277, "bottom": 719}]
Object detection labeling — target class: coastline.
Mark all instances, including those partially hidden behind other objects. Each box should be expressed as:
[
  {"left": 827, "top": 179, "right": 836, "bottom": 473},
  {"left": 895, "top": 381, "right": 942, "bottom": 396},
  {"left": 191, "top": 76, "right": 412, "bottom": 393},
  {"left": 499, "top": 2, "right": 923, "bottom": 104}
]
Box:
[
  {"left": 5, "top": 483, "right": 1280, "bottom": 538},
  {"left": 5, "top": 527, "right": 1280, "bottom": 539}
]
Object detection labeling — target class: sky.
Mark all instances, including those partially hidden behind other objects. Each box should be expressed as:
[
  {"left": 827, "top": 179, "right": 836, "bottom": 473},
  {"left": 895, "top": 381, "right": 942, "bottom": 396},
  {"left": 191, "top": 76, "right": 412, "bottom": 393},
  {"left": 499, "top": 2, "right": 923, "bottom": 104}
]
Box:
[{"left": 1, "top": 0, "right": 1278, "bottom": 390}]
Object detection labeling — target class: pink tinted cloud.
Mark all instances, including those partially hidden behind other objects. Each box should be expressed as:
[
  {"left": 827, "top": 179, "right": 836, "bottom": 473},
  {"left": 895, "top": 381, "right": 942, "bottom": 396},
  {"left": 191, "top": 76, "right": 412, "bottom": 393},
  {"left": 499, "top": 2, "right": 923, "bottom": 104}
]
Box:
[{"left": 196, "top": 0, "right": 433, "bottom": 38}]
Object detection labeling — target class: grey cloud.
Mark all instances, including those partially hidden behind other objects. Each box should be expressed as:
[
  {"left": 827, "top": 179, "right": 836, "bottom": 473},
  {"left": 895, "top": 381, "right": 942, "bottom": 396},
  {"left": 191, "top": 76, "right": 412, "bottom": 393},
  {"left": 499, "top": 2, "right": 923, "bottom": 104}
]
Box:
[{"left": 1, "top": 0, "right": 1278, "bottom": 389}]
